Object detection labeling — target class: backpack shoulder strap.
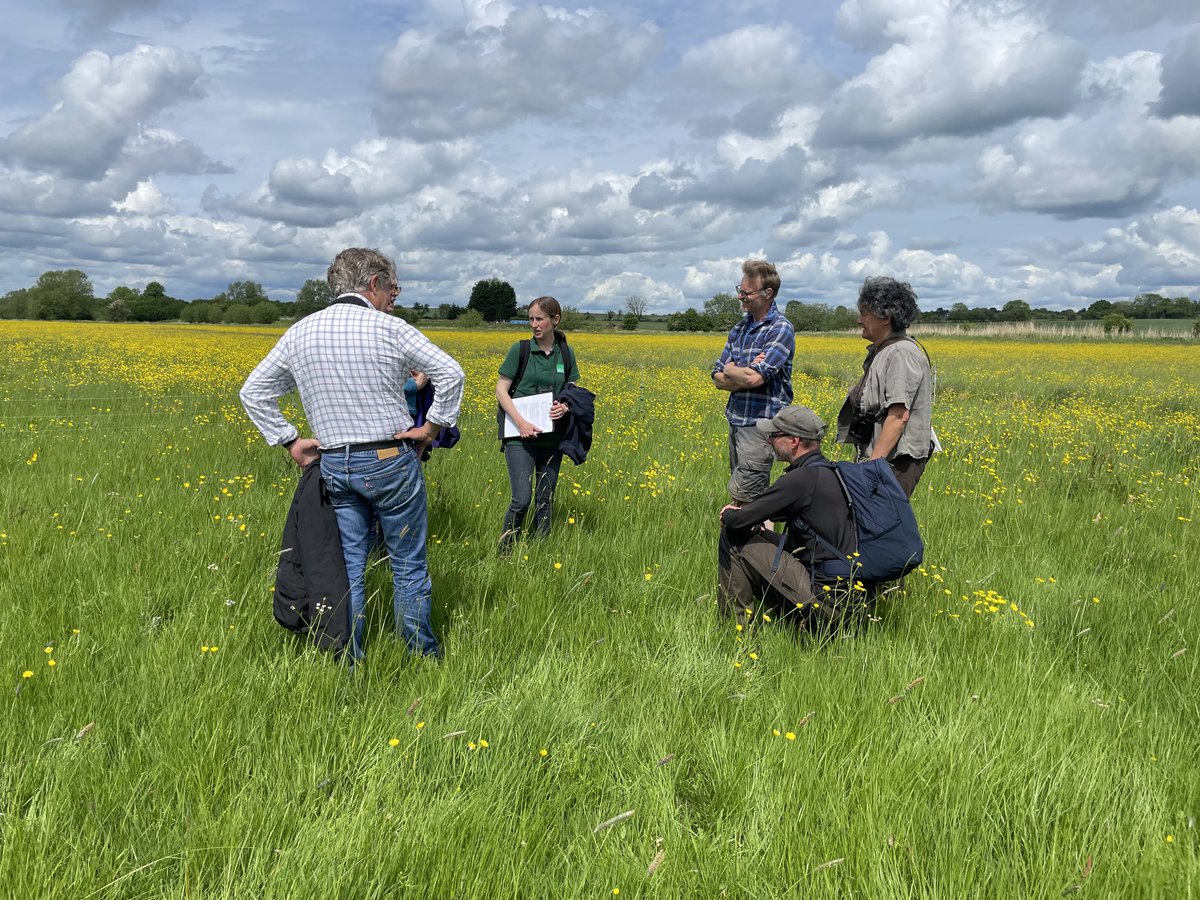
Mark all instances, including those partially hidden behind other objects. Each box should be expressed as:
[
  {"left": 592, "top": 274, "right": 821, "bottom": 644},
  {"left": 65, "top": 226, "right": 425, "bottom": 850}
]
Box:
[
  {"left": 508, "top": 339, "right": 531, "bottom": 397},
  {"left": 770, "top": 457, "right": 848, "bottom": 571},
  {"left": 557, "top": 334, "right": 574, "bottom": 384}
]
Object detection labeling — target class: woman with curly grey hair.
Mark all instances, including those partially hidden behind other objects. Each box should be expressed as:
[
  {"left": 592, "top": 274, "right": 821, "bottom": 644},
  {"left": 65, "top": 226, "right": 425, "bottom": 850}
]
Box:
[{"left": 836, "top": 276, "right": 934, "bottom": 497}]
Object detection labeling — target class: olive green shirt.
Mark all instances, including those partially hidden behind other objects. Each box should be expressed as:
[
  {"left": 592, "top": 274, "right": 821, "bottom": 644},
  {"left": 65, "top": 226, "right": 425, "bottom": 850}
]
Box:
[{"left": 498, "top": 339, "right": 580, "bottom": 447}]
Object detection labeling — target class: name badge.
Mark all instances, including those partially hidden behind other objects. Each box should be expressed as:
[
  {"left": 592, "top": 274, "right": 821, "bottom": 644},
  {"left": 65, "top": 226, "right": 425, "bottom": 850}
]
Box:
[{"left": 556, "top": 363, "right": 565, "bottom": 374}]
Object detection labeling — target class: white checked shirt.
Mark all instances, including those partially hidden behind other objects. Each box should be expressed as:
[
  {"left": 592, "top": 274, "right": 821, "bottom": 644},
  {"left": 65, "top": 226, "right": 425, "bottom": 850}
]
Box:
[{"left": 240, "top": 294, "right": 465, "bottom": 448}]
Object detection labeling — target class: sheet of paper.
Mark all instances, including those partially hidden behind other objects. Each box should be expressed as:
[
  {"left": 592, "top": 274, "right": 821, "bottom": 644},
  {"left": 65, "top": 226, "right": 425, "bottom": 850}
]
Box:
[{"left": 503, "top": 391, "right": 554, "bottom": 438}]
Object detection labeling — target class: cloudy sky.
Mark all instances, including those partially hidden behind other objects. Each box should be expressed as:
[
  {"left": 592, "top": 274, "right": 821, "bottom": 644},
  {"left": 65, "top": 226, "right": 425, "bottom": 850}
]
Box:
[{"left": 2, "top": 0, "right": 1199, "bottom": 312}]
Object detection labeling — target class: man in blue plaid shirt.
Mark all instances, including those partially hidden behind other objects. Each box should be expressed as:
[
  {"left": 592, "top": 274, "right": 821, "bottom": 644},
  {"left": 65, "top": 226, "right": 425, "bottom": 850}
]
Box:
[{"left": 711, "top": 259, "right": 795, "bottom": 505}]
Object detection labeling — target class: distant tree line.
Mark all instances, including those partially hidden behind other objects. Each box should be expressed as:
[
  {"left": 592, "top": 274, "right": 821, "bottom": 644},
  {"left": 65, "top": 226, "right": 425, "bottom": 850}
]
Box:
[
  {"left": 917, "top": 294, "right": 1200, "bottom": 324},
  {"left": 3, "top": 269, "right": 1195, "bottom": 332},
  {"left": 661, "top": 292, "right": 1200, "bottom": 333}
]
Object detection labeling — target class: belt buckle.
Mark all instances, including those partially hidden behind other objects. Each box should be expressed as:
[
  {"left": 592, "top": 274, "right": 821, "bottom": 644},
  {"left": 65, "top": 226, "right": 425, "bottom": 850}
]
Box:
[{"left": 376, "top": 446, "right": 400, "bottom": 460}]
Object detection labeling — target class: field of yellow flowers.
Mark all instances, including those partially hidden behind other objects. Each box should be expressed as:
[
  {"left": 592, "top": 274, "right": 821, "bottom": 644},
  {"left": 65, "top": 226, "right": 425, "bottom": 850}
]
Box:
[{"left": 0, "top": 320, "right": 1196, "bottom": 897}]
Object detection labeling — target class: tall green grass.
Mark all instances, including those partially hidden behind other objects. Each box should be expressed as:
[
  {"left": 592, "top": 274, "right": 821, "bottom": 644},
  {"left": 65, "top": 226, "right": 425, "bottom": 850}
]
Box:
[{"left": 0, "top": 324, "right": 1196, "bottom": 897}]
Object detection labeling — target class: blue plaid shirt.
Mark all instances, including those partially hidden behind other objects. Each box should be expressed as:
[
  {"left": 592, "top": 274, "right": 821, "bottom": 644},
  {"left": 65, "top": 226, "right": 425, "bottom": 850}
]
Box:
[{"left": 711, "top": 303, "right": 795, "bottom": 426}]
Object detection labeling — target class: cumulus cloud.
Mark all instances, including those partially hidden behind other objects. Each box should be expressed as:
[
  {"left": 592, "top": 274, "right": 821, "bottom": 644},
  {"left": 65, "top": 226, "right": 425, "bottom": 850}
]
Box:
[
  {"left": 1153, "top": 27, "right": 1200, "bottom": 118},
  {"left": 374, "top": 5, "right": 662, "bottom": 139},
  {"left": 0, "top": 45, "right": 205, "bottom": 180},
  {"left": 676, "top": 23, "right": 828, "bottom": 97},
  {"left": 817, "top": 0, "right": 1087, "bottom": 147},
  {"left": 402, "top": 167, "right": 742, "bottom": 257},
  {"left": 771, "top": 174, "right": 905, "bottom": 245},
  {"left": 1090, "top": 205, "right": 1200, "bottom": 285},
  {"left": 114, "top": 179, "right": 176, "bottom": 216},
  {"left": 974, "top": 52, "right": 1200, "bottom": 218},
  {"left": 213, "top": 138, "right": 478, "bottom": 227},
  {"left": 582, "top": 272, "right": 683, "bottom": 312}
]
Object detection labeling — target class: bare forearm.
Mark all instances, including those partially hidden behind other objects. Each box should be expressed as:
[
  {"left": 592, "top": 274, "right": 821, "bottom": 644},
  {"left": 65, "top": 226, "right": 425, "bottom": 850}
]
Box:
[{"left": 870, "top": 406, "right": 910, "bottom": 459}]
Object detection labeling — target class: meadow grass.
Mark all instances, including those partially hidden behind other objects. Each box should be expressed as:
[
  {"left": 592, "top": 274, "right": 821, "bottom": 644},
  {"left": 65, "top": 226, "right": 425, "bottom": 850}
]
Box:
[{"left": 0, "top": 322, "right": 1196, "bottom": 898}]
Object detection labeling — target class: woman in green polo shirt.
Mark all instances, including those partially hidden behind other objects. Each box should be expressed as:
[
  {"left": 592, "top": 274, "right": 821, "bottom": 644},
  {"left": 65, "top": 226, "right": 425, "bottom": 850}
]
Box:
[{"left": 495, "top": 296, "right": 580, "bottom": 553}]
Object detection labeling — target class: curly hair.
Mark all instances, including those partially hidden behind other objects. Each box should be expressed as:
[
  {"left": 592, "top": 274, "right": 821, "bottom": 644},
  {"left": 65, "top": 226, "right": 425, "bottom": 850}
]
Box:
[
  {"left": 326, "top": 248, "right": 396, "bottom": 297},
  {"left": 857, "top": 276, "right": 919, "bottom": 330}
]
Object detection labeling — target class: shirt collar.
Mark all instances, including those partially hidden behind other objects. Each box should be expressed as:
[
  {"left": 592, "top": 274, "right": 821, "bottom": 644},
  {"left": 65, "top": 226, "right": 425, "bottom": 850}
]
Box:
[
  {"left": 784, "top": 448, "right": 822, "bottom": 472},
  {"left": 335, "top": 292, "right": 373, "bottom": 308},
  {"left": 741, "top": 302, "right": 780, "bottom": 328}
]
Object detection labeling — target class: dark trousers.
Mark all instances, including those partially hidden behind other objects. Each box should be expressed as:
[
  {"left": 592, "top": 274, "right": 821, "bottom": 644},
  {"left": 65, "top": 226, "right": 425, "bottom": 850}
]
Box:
[
  {"left": 717, "top": 529, "right": 821, "bottom": 628},
  {"left": 502, "top": 442, "right": 564, "bottom": 542},
  {"left": 889, "top": 454, "right": 928, "bottom": 498}
]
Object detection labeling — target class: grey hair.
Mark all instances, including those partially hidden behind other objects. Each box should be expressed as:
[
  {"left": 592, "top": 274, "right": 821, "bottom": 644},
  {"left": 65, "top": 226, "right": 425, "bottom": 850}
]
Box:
[
  {"left": 857, "top": 276, "right": 919, "bottom": 330},
  {"left": 327, "top": 248, "right": 396, "bottom": 297}
]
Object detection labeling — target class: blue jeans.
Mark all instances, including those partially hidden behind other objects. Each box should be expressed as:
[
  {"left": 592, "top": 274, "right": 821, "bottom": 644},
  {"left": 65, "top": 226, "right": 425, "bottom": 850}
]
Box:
[
  {"left": 502, "top": 442, "right": 563, "bottom": 542},
  {"left": 320, "top": 446, "right": 439, "bottom": 660}
]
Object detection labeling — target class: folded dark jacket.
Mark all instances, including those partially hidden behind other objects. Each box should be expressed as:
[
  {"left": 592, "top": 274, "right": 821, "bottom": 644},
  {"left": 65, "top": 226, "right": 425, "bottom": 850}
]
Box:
[{"left": 557, "top": 383, "right": 595, "bottom": 465}]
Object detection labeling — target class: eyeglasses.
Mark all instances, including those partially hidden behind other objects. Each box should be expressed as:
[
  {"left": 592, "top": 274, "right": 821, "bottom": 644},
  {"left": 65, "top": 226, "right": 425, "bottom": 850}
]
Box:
[
  {"left": 767, "top": 432, "right": 794, "bottom": 442},
  {"left": 735, "top": 286, "right": 767, "bottom": 300}
]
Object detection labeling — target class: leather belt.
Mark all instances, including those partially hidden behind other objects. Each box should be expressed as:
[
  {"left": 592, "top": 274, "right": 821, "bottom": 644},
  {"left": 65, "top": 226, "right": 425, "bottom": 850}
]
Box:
[{"left": 327, "top": 439, "right": 408, "bottom": 459}]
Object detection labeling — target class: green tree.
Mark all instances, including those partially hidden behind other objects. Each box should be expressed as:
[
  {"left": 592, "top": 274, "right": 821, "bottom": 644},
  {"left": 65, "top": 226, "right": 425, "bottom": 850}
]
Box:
[
  {"left": 621, "top": 313, "right": 639, "bottom": 331},
  {"left": 558, "top": 306, "right": 587, "bottom": 332},
  {"left": 666, "top": 308, "right": 711, "bottom": 331},
  {"left": 0, "top": 288, "right": 32, "bottom": 319},
  {"left": 1000, "top": 298, "right": 1032, "bottom": 322},
  {"left": 468, "top": 278, "right": 517, "bottom": 322},
  {"left": 1102, "top": 313, "right": 1133, "bottom": 335},
  {"left": 31, "top": 270, "right": 94, "bottom": 320},
  {"left": 438, "top": 303, "right": 467, "bottom": 320},
  {"left": 294, "top": 278, "right": 331, "bottom": 319},
  {"left": 784, "top": 301, "right": 834, "bottom": 332},
  {"left": 130, "top": 284, "right": 184, "bottom": 322},
  {"left": 105, "top": 286, "right": 140, "bottom": 322},
  {"left": 829, "top": 305, "right": 858, "bottom": 329},
  {"left": 248, "top": 301, "right": 281, "bottom": 324},
  {"left": 947, "top": 302, "right": 971, "bottom": 321},
  {"left": 224, "top": 304, "right": 254, "bottom": 324},
  {"left": 1166, "top": 296, "right": 1197, "bottom": 319},
  {"left": 224, "top": 280, "right": 268, "bottom": 305},
  {"left": 457, "top": 308, "right": 486, "bottom": 328},
  {"left": 704, "top": 292, "right": 741, "bottom": 330}
]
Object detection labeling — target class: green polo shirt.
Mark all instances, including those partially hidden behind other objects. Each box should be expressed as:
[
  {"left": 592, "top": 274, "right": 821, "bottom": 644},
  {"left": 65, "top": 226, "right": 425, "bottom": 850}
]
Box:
[{"left": 499, "top": 339, "right": 580, "bottom": 446}]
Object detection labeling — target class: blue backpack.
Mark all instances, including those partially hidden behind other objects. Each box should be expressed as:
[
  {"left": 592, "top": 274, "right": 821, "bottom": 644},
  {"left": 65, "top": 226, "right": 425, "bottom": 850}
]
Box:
[{"left": 790, "top": 457, "right": 923, "bottom": 584}]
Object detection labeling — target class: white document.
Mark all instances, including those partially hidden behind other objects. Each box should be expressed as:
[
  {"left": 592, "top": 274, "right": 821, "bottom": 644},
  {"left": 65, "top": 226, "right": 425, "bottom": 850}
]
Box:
[{"left": 503, "top": 391, "right": 554, "bottom": 438}]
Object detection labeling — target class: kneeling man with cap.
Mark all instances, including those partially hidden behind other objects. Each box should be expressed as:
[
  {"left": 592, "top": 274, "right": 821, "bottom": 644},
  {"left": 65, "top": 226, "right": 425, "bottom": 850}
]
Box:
[{"left": 718, "top": 404, "right": 858, "bottom": 630}]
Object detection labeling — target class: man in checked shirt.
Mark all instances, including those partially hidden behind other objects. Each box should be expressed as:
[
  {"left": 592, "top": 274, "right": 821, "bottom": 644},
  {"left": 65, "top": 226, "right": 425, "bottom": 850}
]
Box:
[
  {"left": 711, "top": 259, "right": 795, "bottom": 508},
  {"left": 240, "top": 248, "right": 464, "bottom": 661}
]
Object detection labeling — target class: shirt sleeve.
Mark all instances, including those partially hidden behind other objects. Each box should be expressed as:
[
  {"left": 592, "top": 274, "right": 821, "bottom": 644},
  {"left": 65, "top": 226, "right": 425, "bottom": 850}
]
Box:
[
  {"left": 711, "top": 331, "right": 735, "bottom": 377},
  {"left": 498, "top": 342, "right": 521, "bottom": 379},
  {"left": 748, "top": 318, "right": 794, "bottom": 381},
  {"left": 721, "top": 472, "right": 799, "bottom": 535},
  {"left": 402, "top": 327, "right": 464, "bottom": 428},
  {"left": 239, "top": 336, "right": 300, "bottom": 446}
]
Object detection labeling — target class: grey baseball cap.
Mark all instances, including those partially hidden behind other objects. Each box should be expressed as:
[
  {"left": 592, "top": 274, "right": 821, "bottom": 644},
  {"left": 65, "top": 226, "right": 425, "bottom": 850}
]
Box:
[{"left": 754, "top": 404, "right": 827, "bottom": 440}]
